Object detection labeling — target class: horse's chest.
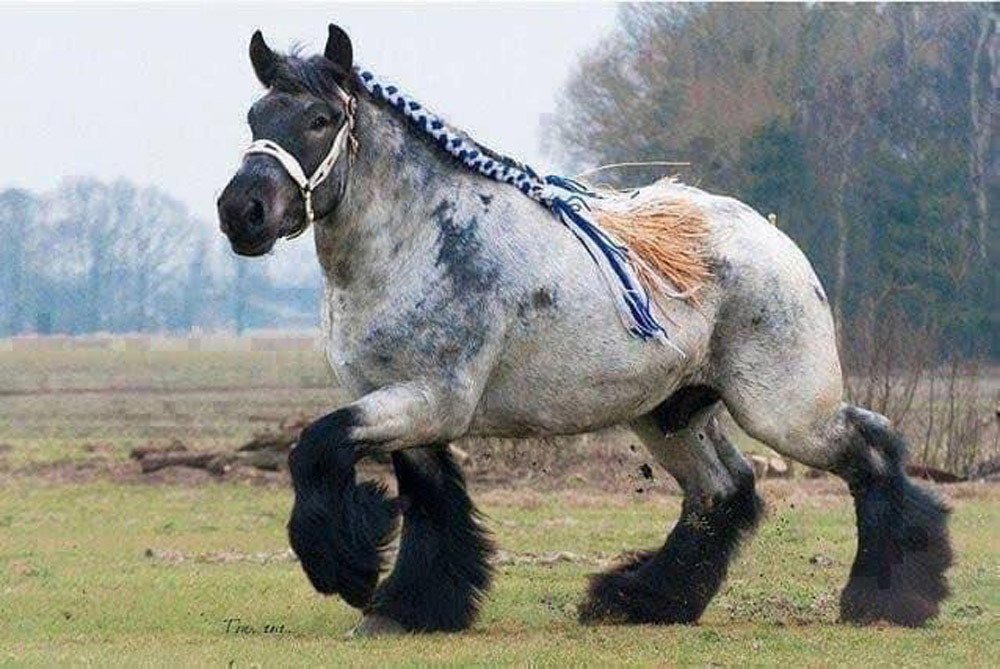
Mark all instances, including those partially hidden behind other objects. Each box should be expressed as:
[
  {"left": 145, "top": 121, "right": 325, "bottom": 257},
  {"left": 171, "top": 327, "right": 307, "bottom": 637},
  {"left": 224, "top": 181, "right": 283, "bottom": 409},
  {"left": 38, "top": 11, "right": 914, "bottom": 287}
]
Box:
[
  {"left": 321, "top": 291, "right": 357, "bottom": 395},
  {"left": 320, "top": 287, "right": 390, "bottom": 399},
  {"left": 321, "top": 279, "right": 494, "bottom": 397}
]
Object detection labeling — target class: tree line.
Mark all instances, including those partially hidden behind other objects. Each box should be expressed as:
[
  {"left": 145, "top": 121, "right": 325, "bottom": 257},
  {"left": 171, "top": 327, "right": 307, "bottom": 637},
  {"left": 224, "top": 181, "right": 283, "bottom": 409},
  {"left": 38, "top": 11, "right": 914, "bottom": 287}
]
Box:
[
  {"left": 546, "top": 3, "right": 998, "bottom": 360},
  {"left": 2, "top": 4, "right": 995, "bottom": 358},
  {"left": 0, "top": 178, "right": 321, "bottom": 336}
]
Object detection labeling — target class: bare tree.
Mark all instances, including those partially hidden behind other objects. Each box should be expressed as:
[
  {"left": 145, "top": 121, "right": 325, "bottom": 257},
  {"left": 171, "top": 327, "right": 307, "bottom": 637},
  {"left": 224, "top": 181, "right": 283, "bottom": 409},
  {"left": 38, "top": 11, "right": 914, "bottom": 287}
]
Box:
[
  {"left": 968, "top": 5, "right": 998, "bottom": 259},
  {"left": 0, "top": 189, "right": 41, "bottom": 335}
]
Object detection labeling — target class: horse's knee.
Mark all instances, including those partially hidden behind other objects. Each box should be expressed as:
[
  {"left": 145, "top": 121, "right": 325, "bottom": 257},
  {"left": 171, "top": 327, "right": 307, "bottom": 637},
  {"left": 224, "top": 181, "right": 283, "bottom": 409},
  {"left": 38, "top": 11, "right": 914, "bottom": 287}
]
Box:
[
  {"left": 286, "top": 381, "right": 480, "bottom": 614},
  {"left": 287, "top": 408, "right": 399, "bottom": 609},
  {"left": 640, "top": 407, "right": 747, "bottom": 512},
  {"left": 348, "top": 383, "right": 476, "bottom": 450}
]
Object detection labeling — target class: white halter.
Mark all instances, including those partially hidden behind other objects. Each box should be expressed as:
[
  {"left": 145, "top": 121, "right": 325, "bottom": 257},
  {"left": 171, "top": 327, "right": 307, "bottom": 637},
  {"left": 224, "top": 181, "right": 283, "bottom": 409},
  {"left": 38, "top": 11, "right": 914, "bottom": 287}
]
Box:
[{"left": 242, "top": 83, "right": 357, "bottom": 235}]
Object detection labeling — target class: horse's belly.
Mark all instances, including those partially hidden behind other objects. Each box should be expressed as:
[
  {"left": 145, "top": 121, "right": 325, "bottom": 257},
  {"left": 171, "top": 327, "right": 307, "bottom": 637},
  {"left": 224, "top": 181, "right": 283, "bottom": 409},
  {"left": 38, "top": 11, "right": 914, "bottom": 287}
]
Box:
[
  {"left": 468, "top": 315, "right": 701, "bottom": 437},
  {"left": 469, "top": 373, "right": 670, "bottom": 436}
]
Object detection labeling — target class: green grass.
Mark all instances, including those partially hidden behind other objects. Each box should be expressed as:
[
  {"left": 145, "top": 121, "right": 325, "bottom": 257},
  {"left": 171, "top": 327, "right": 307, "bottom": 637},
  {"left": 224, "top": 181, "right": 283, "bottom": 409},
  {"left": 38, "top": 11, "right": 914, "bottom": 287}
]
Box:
[
  {"left": 2, "top": 343, "right": 998, "bottom": 665},
  {"left": 1, "top": 481, "right": 997, "bottom": 666}
]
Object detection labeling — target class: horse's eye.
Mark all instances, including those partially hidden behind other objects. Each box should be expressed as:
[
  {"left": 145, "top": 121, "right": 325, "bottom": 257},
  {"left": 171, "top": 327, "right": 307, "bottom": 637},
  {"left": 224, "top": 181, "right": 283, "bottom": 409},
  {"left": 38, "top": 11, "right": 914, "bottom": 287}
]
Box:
[{"left": 310, "top": 116, "right": 330, "bottom": 131}]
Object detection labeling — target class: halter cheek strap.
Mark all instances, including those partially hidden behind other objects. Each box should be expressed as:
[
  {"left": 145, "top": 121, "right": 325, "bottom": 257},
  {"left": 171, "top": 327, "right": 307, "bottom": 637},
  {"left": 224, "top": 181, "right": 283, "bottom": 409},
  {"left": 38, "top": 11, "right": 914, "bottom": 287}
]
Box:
[{"left": 242, "top": 85, "right": 357, "bottom": 236}]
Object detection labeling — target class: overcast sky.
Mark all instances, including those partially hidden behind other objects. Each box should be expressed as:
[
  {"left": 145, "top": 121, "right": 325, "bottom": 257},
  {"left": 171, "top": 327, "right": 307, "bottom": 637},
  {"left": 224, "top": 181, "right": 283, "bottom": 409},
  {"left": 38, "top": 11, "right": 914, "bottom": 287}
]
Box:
[{"left": 0, "top": 2, "right": 618, "bottom": 223}]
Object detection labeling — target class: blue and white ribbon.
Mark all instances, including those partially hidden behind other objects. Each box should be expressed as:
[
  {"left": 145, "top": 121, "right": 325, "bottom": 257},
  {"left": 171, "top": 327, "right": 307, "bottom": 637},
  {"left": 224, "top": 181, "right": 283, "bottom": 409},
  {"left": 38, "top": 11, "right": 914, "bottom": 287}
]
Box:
[{"left": 357, "top": 70, "right": 668, "bottom": 344}]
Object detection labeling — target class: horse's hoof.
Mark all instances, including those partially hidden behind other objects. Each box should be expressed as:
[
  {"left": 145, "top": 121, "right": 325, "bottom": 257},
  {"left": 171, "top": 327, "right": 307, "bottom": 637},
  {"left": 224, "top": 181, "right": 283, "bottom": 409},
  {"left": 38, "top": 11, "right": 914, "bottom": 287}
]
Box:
[{"left": 348, "top": 614, "right": 407, "bottom": 638}]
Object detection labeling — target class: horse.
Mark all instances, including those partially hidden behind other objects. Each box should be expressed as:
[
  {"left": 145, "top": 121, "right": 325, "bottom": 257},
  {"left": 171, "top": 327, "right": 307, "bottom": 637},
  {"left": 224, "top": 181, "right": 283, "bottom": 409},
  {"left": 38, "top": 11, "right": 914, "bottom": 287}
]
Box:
[{"left": 217, "top": 24, "right": 952, "bottom": 636}]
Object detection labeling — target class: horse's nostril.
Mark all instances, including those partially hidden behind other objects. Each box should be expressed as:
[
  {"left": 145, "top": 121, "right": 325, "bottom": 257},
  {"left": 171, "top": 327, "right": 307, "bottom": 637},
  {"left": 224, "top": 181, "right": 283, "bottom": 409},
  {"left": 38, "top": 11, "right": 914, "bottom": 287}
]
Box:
[
  {"left": 218, "top": 189, "right": 267, "bottom": 241},
  {"left": 245, "top": 198, "right": 265, "bottom": 228}
]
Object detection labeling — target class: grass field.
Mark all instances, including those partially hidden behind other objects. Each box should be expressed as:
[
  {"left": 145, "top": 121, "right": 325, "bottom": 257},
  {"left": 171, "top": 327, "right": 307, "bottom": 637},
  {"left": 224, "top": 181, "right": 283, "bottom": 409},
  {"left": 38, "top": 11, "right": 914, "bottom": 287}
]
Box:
[{"left": 1, "top": 342, "right": 999, "bottom": 666}]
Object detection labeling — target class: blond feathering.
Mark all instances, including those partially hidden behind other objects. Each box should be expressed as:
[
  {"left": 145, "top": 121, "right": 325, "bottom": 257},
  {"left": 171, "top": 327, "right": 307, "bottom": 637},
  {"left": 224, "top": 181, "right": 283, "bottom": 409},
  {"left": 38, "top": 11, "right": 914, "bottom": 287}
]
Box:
[{"left": 588, "top": 179, "right": 711, "bottom": 303}]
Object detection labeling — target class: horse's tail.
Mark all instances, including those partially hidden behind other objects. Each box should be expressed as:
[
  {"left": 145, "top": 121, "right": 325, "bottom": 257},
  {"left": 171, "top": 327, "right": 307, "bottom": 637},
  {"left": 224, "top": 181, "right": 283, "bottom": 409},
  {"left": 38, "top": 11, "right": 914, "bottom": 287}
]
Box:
[
  {"left": 591, "top": 180, "right": 711, "bottom": 304},
  {"left": 837, "top": 408, "right": 953, "bottom": 626},
  {"left": 287, "top": 409, "right": 399, "bottom": 609}
]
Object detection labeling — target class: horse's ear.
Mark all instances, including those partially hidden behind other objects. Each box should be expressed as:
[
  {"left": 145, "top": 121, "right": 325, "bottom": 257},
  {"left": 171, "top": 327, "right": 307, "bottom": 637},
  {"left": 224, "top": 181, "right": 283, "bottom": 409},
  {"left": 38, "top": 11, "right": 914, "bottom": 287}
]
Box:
[
  {"left": 324, "top": 24, "right": 353, "bottom": 74},
  {"left": 250, "top": 30, "right": 278, "bottom": 87}
]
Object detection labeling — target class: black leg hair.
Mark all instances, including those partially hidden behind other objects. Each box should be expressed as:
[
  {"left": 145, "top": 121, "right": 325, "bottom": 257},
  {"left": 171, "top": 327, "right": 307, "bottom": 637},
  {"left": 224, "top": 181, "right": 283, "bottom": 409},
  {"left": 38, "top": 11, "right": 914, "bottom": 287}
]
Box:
[
  {"left": 368, "top": 445, "right": 495, "bottom": 632},
  {"left": 835, "top": 408, "right": 952, "bottom": 627},
  {"left": 287, "top": 408, "right": 399, "bottom": 609},
  {"left": 579, "top": 466, "right": 763, "bottom": 625}
]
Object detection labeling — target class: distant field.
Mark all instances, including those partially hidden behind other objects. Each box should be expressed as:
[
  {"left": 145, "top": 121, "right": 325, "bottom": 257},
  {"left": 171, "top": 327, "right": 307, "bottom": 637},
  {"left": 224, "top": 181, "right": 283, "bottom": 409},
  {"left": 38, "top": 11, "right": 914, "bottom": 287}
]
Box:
[
  {"left": 0, "top": 342, "right": 342, "bottom": 468},
  {"left": 1, "top": 337, "right": 998, "bottom": 665}
]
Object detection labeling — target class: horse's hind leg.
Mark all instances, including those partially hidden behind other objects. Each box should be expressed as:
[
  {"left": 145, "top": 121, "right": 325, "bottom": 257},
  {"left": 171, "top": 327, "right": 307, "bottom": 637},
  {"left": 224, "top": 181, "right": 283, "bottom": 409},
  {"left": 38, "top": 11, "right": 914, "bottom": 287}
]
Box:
[
  {"left": 579, "top": 390, "right": 763, "bottom": 625},
  {"left": 729, "top": 397, "right": 953, "bottom": 626},
  {"left": 833, "top": 408, "right": 952, "bottom": 625},
  {"left": 357, "top": 445, "right": 494, "bottom": 635}
]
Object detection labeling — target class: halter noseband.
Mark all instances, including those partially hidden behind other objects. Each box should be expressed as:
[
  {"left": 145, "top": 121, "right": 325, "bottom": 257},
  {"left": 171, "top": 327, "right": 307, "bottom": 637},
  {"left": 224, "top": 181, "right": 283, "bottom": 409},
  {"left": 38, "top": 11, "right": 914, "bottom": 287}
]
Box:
[{"left": 242, "top": 83, "right": 357, "bottom": 237}]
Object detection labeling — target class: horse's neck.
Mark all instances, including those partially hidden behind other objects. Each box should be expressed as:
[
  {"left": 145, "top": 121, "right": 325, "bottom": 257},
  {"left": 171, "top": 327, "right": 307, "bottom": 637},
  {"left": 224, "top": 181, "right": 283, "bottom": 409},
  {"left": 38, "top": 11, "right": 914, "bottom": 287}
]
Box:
[{"left": 314, "top": 95, "right": 465, "bottom": 294}]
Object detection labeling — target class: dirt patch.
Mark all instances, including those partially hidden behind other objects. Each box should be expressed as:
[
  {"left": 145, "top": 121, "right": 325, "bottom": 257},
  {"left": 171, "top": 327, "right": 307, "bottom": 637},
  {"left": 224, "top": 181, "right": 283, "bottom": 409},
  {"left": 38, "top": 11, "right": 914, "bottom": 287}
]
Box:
[
  {"left": 4, "top": 419, "right": 999, "bottom": 505},
  {"left": 722, "top": 590, "right": 840, "bottom": 626},
  {"left": 2, "top": 455, "right": 287, "bottom": 487},
  {"left": 142, "top": 545, "right": 624, "bottom": 569},
  {"left": 4, "top": 452, "right": 997, "bottom": 507},
  {"left": 144, "top": 547, "right": 297, "bottom": 565},
  {"left": 457, "top": 430, "right": 684, "bottom": 493},
  {"left": 8, "top": 458, "right": 136, "bottom": 485},
  {"left": 2, "top": 420, "right": 671, "bottom": 493},
  {"left": 941, "top": 480, "right": 1000, "bottom": 500}
]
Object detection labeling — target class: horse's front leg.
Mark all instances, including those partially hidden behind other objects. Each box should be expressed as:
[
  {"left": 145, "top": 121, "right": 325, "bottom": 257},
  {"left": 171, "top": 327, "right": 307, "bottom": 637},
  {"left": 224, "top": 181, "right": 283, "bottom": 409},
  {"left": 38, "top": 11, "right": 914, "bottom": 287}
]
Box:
[
  {"left": 286, "top": 403, "right": 398, "bottom": 611},
  {"left": 356, "top": 445, "right": 494, "bottom": 635},
  {"left": 287, "top": 383, "right": 492, "bottom": 632}
]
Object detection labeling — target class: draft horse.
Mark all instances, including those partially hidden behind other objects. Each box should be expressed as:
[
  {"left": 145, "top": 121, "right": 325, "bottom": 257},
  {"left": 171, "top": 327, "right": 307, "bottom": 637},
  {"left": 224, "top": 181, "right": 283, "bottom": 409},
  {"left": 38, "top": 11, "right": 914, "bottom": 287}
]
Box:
[{"left": 217, "top": 25, "right": 952, "bottom": 635}]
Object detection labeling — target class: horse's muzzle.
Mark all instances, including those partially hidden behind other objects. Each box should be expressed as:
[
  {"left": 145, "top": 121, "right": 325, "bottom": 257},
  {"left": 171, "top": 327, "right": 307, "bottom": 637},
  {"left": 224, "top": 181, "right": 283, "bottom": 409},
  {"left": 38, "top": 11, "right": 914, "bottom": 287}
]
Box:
[{"left": 217, "top": 175, "right": 279, "bottom": 257}]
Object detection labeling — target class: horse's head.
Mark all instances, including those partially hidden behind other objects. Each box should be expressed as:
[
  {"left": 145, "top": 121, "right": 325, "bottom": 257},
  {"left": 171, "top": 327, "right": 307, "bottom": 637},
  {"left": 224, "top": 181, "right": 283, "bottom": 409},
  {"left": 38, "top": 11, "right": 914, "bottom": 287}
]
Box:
[{"left": 218, "top": 25, "right": 356, "bottom": 256}]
